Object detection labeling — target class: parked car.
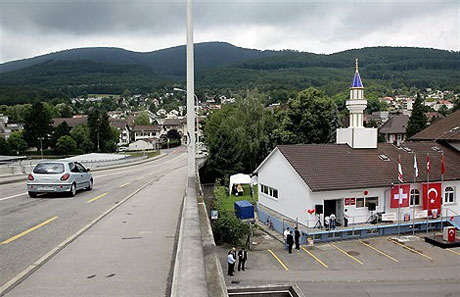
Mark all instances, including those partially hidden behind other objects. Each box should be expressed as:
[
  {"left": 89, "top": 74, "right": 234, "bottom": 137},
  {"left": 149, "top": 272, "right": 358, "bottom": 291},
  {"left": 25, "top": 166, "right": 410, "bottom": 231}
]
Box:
[{"left": 27, "top": 161, "right": 93, "bottom": 197}]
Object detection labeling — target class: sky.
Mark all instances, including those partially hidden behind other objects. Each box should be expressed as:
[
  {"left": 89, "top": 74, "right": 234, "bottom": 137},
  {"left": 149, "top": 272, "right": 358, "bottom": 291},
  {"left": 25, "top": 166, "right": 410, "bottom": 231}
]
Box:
[{"left": 0, "top": 0, "right": 459, "bottom": 63}]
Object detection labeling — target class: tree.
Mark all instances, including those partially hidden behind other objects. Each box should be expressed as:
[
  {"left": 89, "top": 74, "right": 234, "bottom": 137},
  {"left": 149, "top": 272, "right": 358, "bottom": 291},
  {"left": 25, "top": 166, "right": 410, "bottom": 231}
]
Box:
[
  {"left": 406, "top": 93, "right": 427, "bottom": 138},
  {"left": 274, "top": 87, "right": 338, "bottom": 145},
  {"left": 51, "top": 121, "right": 71, "bottom": 148},
  {"left": 56, "top": 103, "right": 74, "bottom": 118},
  {"left": 0, "top": 136, "right": 11, "bottom": 155},
  {"left": 23, "top": 102, "right": 53, "bottom": 149},
  {"left": 87, "top": 108, "right": 116, "bottom": 152},
  {"left": 55, "top": 135, "right": 77, "bottom": 155},
  {"left": 7, "top": 131, "right": 28, "bottom": 153},
  {"left": 134, "top": 111, "right": 150, "bottom": 125},
  {"left": 70, "top": 125, "right": 93, "bottom": 153}
]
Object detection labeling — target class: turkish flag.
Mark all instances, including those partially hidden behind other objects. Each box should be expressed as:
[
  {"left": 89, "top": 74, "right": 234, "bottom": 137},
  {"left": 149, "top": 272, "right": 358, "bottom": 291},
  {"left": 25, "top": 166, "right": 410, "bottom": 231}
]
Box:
[
  {"left": 422, "top": 183, "right": 442, "bottom": 215},
  {"left": 391, "top": 184, "right": 410, "bottom": 208}
]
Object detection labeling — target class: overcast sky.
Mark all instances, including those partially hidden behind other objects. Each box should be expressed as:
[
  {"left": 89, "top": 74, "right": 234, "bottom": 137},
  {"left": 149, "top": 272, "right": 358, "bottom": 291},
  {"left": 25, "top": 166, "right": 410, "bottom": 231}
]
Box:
[{"left": 0, "top": 0, "right": 458, "bottom": 63}]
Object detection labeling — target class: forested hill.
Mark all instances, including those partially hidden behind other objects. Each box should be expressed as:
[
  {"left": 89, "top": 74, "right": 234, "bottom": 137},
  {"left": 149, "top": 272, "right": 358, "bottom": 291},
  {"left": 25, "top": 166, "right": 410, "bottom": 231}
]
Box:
[
  {"left": 0, "top": 43, "right": 459, "bottom": 105},
  {"left": 0, "top": 42, "right": 279, "bottom": 76}
]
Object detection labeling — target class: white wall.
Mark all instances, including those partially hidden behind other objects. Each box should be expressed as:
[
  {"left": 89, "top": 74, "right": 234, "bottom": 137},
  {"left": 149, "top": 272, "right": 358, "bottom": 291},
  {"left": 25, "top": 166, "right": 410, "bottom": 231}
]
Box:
[{"left": 258, "top": 149, "right": 314, "bottom": 226}]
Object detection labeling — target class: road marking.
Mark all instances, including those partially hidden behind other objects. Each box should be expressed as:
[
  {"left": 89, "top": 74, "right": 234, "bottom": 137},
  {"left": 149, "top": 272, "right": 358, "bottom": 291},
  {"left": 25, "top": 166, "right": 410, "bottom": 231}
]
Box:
[
  {"left": 389, "top": 238, "right": 433, "bottom": 260},
  {"left": 87, "top": 192, "right": 109, "bottom": 203},
  {"left": 119, "top": 182, "right": 131, "bottom": 188},
  {"left": 331, "top": 243, "right": 364, "bottom": 265},
  {"left": 446, "top": 248, "right": 460, "bottom": 256},
  {"left": 267, "top": 249, "right": 289, "bottom": 271},
  {"left": 1, "top": 216, "right": 58, "bottom": 245},
  {"left": 301, "top": 246, "right": 328, "bottom": 268},
  {"left": 360, "top": 240, "right": 399, "bottom": 262},
  {"left": 0, "top": 192, "right": 28, "bottom": 201}
]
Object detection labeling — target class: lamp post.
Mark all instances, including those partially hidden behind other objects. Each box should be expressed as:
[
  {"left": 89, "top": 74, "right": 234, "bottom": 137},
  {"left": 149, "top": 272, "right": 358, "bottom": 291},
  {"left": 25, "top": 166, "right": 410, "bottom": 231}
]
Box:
[
  {"left": 173, "top": 87, "right": 200, "bottom": 148},
  {"left": 38, "top": 137, "right": 44, "bottom": 159}
]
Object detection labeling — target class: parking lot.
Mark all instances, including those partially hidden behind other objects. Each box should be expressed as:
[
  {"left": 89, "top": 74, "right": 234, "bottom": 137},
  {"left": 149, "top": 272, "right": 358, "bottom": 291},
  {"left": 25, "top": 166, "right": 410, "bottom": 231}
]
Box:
[{"left": 219, "top": 229, "right": 460, "bottom": 287}]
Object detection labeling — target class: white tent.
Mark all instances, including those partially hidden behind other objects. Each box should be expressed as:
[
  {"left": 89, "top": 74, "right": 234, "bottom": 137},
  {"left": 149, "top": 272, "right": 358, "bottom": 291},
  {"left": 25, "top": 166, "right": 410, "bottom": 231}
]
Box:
[{"left": 229, "top": 173, "right": 252, "bottom": 195}]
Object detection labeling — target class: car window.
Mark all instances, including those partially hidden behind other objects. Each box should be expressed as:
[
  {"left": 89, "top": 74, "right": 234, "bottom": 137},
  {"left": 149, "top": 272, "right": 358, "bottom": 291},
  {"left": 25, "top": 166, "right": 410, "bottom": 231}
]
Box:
[
  {"left": 33, "top": 163, "right": 65, "bottom": 174},
  {"left": 69, "top": 162, "right": 80, "bottom": 173},
  {"left": 76, "top": 163, "right": 86, "bottom": 172}
]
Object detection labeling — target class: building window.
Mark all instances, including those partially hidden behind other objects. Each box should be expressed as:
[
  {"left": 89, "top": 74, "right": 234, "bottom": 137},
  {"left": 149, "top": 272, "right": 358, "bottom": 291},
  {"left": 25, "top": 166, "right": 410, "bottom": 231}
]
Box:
[
  {"left": 356, "top": 198, "right": 364, "bottom": 208},
  {"left": 261, "top": 184, "right": 278, "bottom": 200},
  {"left": 445, "top": 187, "right": 455, "bottom": 204},
  {"left": 365, "top": 197, "right": 379, "bottom": 207},
  {"left": 410, "top": 189, "right": 420, "bottom": 206}
]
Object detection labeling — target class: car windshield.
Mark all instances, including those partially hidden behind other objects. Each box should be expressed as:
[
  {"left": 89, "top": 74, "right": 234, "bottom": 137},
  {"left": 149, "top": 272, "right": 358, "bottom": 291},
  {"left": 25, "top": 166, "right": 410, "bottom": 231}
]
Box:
[{"left": 33, "top": 163, "right": 65, "bottom": 174}]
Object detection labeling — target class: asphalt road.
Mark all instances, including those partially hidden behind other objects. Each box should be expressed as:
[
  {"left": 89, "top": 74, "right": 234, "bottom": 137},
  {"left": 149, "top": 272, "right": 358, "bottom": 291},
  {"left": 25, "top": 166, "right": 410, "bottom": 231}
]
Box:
[{"left": 0, "top": 147, "right": 187, "bottom": 295}]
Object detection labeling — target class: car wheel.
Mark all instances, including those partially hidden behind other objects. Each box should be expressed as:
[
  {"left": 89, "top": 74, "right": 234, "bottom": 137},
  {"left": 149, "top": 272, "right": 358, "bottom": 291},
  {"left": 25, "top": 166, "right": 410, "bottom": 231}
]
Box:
[
  {"left": 86, "top": 179, "right": 93, "bottom": 191},
  {"left": 28, "top": 192, "right": 37, "bottom": 198},
  {"left": 69, "top": 183, "right": 77, "bottom": 197}
]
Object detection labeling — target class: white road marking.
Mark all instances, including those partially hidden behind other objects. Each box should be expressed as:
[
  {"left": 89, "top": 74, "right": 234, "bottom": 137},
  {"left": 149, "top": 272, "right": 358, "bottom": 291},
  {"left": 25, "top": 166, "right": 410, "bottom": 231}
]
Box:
[{"left": 0, "top": 192, "right": 28, "bottom": 201}]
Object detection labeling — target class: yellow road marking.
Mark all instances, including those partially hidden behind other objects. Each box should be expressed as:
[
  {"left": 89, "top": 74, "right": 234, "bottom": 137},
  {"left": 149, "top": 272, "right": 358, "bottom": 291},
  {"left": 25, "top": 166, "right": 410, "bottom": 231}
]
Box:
[
  {"left": 119, "top": 182, "right": 131, "bottom": 188},
  {"left": 1, "top": 216, "right": 58, "bottom": 245},
  {"left": 389, "top": 239, "right": 433, "bottom": 261},
  {"left": 87, "top": 192, "right": 109, "bottom": 203},
  {"left": 301, "top": 246, "right": 328, "bottom": 268},
  {"left": 267, "top": 249, "right": 289, "bottom": 271},
  {"left": 360, "top": 240, "right": 399, "bottom": 263},
  {"left": 446, "top": 248, "right": 460, "bottom": 256},
  {"left": 331, "top": 243, "right": 364, "bottom": 265}
]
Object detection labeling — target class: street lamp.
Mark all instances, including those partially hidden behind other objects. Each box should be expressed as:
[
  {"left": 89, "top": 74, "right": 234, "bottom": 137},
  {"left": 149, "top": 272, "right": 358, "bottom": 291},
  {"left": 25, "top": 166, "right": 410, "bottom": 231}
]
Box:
[
  {"left": 37, "top": 137, "right": 44, "bottom": 159},
  {"left": 173, "top": 87, "right": 200, "bottom": 146}
]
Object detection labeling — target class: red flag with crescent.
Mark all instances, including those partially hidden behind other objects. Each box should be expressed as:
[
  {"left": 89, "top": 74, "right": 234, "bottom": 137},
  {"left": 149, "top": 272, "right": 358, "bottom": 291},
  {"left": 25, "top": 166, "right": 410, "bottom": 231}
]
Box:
[
  {"left": 422, "top": 183, "right": 441, "bottom": 214},
  {"left": 441, "top": 153, "right": 446, "bottom": 175}
]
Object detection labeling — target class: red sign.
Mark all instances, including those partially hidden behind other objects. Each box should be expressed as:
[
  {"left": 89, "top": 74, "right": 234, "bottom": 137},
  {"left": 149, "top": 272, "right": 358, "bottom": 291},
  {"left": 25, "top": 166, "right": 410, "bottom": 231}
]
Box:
[
  {"left": 448, "top": 228, "right": 456, "bottom": 242},
  {"left": 345, "top": 198, "right": 356, "bottom": 206},
  {"left": 422, "top": 183, "right": 442, "bottom": 215},
  {"left": 390, "top": 184, "right": 410, "bottom": 208}
]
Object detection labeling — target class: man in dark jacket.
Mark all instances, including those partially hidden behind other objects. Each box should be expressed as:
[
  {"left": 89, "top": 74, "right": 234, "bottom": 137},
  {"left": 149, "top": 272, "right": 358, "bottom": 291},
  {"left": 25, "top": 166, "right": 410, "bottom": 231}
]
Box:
[
  {"left": 238, "top": 248, "right": 248, "bottom": 271},
  {"left": 294, "top": 227, "right": 301, "bottom": 250},
  {"left": 287, "top": 231, "right": 294, "bottom": 254}
]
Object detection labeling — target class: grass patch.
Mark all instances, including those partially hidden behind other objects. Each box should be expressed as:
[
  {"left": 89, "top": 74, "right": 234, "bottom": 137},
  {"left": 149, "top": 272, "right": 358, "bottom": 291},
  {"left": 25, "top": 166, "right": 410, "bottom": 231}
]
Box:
[{"left": 213, "top": 184, "right": 258, "bottom": 215}]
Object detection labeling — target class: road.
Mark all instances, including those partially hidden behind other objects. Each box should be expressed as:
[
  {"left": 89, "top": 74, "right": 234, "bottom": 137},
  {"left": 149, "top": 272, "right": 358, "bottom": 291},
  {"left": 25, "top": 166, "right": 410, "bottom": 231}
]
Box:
[{"left": 0, "top": 148, "right": 187, "bottom": 296}]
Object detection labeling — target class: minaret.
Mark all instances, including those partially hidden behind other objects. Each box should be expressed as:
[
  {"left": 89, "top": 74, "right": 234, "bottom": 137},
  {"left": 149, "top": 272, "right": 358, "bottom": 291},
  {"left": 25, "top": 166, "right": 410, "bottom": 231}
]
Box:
[
  {"left": 347, "top": 59, "right": 366, "bottom": 128},
  {"left": 336, "top": 59, "right": 377, "bottom": 149}
]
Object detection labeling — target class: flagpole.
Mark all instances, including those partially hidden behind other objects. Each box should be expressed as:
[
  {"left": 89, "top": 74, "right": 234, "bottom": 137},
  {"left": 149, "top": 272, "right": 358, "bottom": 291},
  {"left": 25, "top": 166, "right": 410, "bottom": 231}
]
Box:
[
  {"left": 426, "top": 153, "right": 430, "bottom": 235},
  {"left": 397, "top": 154, "right": 402, "bottom": 236},
  {"left": 440, "top": 152, "right": 444, "bottom": 236},
  {"left": 412, "top": 154, "right": 417, "bottom": 235}
]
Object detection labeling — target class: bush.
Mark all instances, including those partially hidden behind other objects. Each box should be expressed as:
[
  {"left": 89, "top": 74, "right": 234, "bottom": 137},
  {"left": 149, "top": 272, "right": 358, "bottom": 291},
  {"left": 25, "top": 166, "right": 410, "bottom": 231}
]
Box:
[
  {"left": 55, "top": 135, "right": 77, "bottom": 155},
  {"left": 211, "top": 185, "right": 250, "bottom": 246}
]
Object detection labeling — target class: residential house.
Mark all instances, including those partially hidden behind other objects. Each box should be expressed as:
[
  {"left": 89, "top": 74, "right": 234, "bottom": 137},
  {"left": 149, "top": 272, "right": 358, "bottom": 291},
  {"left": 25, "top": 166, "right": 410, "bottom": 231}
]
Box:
[{"left": 379, "top": 114, "right": 409, "bottom": 146}]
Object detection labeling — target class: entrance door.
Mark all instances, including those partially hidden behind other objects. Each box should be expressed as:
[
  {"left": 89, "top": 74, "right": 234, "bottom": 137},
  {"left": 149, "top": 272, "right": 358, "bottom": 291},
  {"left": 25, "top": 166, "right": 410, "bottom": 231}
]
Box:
[{"left": 324, "top": 200, "right": 337, "bottom": 218}]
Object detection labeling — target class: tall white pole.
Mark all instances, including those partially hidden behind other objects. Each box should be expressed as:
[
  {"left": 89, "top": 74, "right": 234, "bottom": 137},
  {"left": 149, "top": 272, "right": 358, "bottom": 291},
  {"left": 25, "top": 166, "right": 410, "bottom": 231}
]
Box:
[{"left": 186, "top": 0, "right": 196, "bottom": 178}]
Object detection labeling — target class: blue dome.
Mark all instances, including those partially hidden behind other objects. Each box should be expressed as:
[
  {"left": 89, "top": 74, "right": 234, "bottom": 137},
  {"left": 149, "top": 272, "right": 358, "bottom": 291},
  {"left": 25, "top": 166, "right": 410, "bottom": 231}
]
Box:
[{"left": 351, "top": 71, "right": 363, "bottom": 88}]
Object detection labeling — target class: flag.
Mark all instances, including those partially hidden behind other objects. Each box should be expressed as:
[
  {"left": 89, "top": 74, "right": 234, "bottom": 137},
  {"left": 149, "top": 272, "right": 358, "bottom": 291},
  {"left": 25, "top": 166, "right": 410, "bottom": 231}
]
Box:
[
  {"left": 441, "top": 153, "right": 446, "bottom": 175},
  {"left": 397, "top": 155, "right": 404, "bottom": 183},
  {"left": 426, "top": 154, "right": 431, "bottom": 174},
  {"left": 391, "top": 184, "right": 410, "bottom": 208},
  {"left": 413, "top": 154, "right": 419, "bottom": 178},
  {"left": 422, "top": 183, "right": 442, "bottom": 215}
]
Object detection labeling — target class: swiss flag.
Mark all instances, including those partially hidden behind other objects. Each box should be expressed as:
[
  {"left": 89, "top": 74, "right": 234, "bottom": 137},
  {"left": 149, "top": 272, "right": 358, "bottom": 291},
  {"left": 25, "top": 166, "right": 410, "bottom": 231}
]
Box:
[
  {"left": 422, "top": 183, "right": 442, "bottom": 215},
  {"left": 391, "top": 184, "right": 410, "bottom": 208}
]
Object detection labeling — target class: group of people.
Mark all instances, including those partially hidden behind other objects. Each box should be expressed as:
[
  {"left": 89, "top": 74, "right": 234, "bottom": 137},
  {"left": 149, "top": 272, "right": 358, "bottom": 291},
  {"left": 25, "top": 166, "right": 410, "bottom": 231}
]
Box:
[
  {"left": 324, "top": 209, "right": 350, "bottom": 230},
  {"left": 227, "top": 247, "right": 248, "bottom": 276},
  {"left": 283, "top": 227, "right": 301, "bottom": 254}
]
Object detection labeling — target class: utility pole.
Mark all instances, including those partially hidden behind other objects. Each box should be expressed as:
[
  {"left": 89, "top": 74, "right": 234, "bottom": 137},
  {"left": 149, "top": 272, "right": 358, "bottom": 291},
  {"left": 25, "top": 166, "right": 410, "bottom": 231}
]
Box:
[{"left": 186, "top": 0, "right": 196, "bottom": 178}]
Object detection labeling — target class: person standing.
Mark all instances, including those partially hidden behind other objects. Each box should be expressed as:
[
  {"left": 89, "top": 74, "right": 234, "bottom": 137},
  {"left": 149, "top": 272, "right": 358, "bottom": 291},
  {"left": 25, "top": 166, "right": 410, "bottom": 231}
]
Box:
[
  {"left": 238, "top": 248, "right": 248, "bottom": 271},
  {"left": 283, "top": 227, "right": 290, "bottom": 250},
  {"left": 294, "top": 227, "right": 301, "bottom": 250},
  {"left": 287, "top": 231, "right": 294, "bottom": 254},
  {"left": 324, "top": 216, "right": 330, "bottom": 231},
  {"left": 343, "top": 209, "right": 349, "bottom": 227},
  {"left": 330, "top": 213, "right": 337, "bottom": 230},
  {"left": 227, "top": 251, "right": 236, "bottom": 276}
]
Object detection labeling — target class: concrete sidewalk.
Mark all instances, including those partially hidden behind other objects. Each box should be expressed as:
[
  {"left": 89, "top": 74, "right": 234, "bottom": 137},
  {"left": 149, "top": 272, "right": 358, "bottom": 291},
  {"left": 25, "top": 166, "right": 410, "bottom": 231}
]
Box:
[{"left": 4, "top": 161, "right": 187, "bottom": 297}]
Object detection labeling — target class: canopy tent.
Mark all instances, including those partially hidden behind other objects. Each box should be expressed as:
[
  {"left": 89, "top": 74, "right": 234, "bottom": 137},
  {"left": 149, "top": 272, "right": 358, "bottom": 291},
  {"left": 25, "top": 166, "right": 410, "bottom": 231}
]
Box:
[{"left": 229, "top": 173, "right": 252, "bottom": 195}]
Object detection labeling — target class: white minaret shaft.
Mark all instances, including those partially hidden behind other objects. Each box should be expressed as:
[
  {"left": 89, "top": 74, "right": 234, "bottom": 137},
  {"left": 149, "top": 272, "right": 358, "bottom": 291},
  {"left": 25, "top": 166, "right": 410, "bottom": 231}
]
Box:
[{"left": 346, "top": 58, "right": 366, "bottom": 128}]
